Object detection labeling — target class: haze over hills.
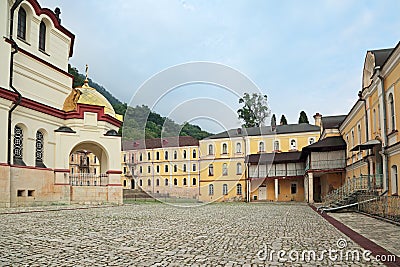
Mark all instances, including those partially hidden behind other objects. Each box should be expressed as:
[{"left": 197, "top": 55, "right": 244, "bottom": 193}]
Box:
[{"left": 68, "top": 65, "right": 212, "bottom": 140}]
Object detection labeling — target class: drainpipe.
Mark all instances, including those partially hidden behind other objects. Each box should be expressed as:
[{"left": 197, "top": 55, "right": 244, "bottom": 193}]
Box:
[
  {"left": 358, "top": 91, "right": 371, "bottom": 187},
  {"left": 378, "top": 72, "right": 389, "bottom": 194},
  {"left": 7, "top": 0, "right": 24, "bottom": 165}
]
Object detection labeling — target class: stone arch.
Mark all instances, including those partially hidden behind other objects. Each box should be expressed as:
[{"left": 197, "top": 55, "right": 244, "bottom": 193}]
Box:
[{"left": 69, "top": 140, "right": 110, "bottom": 174}]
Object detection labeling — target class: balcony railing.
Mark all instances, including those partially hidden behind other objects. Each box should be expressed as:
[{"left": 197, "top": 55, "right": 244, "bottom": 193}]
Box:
[
  {"left": 322, "top": 174, "right": 383, "bottom": 206},
  {"left": 69, "top": 173, "right": 109, "bottom": 186},
  {"left": 249, "top": 169, "right": 305, "bottom": 178},
  {"left": 307, "top": 159, "right": 346, "bottom": 171}
]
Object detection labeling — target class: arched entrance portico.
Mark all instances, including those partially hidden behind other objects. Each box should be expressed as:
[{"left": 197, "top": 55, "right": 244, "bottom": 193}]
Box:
[{"left": 69, "top": 141, "right": 110, "bottom": 186}]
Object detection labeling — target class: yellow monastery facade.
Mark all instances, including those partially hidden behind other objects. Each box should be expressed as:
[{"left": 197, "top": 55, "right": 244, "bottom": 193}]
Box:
[
  {"left": 122, "top": 136, "right": 200, "bottom": 199},
  {"left": 198, "top": 124, "right": 321, "bottom": 202}
]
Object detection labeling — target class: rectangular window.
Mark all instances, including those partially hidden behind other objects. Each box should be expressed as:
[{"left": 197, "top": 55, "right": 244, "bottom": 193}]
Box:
[{"left": 27, "top": 190, "right": 35, "bottom": 197}]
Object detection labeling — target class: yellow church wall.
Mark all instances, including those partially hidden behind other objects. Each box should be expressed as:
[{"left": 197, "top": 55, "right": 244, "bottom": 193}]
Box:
[
  {"left": 388, "top": 152, "right": 400, "bottom": 195},
  {"left": 319, "top": 173, "right": 345, "bottom": 198},
  {"left": 199, "top": 179, "right": 245, "bottom": 202},
  {"left": 249, "top": 178, "right": 304, "bottom": 202},
  {"left": 340, "top": 102, "right": 367, "bottom": 168},
  {"left": 384, "top": 61, "right": 400, "bottom": 144},
  {"left": 247, "top": 132, "right": 319, "bottom": 154}
]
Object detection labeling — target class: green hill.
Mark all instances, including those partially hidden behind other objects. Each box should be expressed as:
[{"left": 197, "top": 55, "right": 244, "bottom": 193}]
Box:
[{"left": 68, "top": 65, "right": 211, "bottom": 140}]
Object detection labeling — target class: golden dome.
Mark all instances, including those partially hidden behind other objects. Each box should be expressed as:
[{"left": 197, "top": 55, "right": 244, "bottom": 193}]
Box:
[
  {"left": 63, "top": 65, "right": 123, "bottom": 121},
  {"left": 76, "top": 79, "right": 117, "bottom": 118}
]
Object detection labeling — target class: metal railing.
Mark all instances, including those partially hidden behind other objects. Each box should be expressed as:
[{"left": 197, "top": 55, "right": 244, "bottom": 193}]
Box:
[
  {"left": 69, "top": 173, "right": 109, "bottom": 186},
  {"left": 322, "top": 174, "right": 383, "bottom": 206},
  {"left": 358, "top": 194, "right": 400, "bottom": 222}
]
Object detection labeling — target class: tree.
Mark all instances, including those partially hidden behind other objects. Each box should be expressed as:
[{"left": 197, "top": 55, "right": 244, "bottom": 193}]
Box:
[
  {"left": 271, "top": 114, "right": 276, "bottom": 126},
  {"left": 237, "top": 93, "right": 270, "bottom": 127},
  {"left": 280, "top": 114, "right": 288, "bottom": 125},
  {"left": 271, "top": 114, "right": 277, "bottom": 130},
  {"left": 298, "top": 111, "right": 309, "bottom": 124}
]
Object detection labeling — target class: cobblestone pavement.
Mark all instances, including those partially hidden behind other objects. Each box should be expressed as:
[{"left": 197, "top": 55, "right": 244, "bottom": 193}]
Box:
[
  {"left": 329, "top": 212, "right": 400, "bottom": 258},
  {"left": 0, "top": 202, "right": 386, "bottom": 266}
]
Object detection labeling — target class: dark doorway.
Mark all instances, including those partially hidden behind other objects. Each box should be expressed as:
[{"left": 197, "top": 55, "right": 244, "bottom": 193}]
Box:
[{"left": 313, "top": 177, "right": 321, "bottom": 202}]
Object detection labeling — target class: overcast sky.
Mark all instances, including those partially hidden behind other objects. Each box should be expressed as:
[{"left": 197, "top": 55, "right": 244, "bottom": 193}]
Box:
[{"left": 40, "top": 0, "right": 400, "bottom": 133}]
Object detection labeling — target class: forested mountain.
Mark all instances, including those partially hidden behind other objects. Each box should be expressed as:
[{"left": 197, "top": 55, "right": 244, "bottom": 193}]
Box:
[{"left": 68, "top": 65, "right": 211, "bottom": 140}]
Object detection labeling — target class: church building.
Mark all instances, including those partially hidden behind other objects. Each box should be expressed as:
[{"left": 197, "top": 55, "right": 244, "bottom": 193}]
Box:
[{"left": 0, "top": 0, "right": 123, "bottom": 207}]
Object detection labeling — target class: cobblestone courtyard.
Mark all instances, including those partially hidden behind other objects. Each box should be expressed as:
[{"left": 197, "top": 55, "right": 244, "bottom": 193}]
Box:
[{"left": 0, "top": 203, "right": 392, "bottom": 266}]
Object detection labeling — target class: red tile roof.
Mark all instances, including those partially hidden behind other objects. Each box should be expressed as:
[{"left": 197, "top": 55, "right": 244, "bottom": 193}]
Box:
[{"left": 122, "top": 136, "right": 199, "bottom": 150}]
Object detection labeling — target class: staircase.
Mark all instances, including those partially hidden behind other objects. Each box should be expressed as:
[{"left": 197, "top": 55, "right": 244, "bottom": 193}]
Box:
[
  {"left": 123, "top": 188, "right": 152, "bottom": 200},
  {"left": 319, "top": 175, "right": 383, "bottom": 212}
]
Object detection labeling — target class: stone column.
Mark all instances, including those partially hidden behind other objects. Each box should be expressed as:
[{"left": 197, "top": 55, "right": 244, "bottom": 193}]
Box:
[
  {"left": 274, "top": 178, "right": 279, "bottom": 201},
  {"left": 308, "top": 172, "right": 314, "bottom": 203}
]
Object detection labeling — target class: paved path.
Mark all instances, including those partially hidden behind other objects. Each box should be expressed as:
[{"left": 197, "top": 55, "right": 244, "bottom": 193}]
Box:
[
  {"left": 329, "top": 212, "right": 400, "bottom": 258},
  {"left": 0, "top": 203, "right": 388, "bottom": 266}
]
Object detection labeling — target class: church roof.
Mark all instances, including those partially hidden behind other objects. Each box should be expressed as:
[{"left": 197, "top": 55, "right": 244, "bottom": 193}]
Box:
[
  {"left": 204, "top": 123, "right": 320, "bottom": 140},
  {"left": 122, "top": 136, "right": 199, "bottom": 151},
  {"left": 321, "top": 115, "right": 347, "bottom": 129}
]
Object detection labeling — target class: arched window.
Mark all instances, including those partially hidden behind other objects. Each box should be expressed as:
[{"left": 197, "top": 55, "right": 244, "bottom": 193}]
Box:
[
  {"left": 13, "top": 125, "right": 25, "bottom": 165},
  {"left": 222, "top": 143, "right": 228, "bottom": 154},
  {"left": 259, "top": 141, "right": 265, "bottom": 152},
  {"left": 156, "top": 179, "right": 160, "bottom": 186},
  {"left": 174, "top": 150, "right": 177, "bottom": 159},
  {"left": 139, "top": 153, "right": 143, "bottom": 161},
  {"left": 165, "top": 151, "right": 168, "bottom": 160},
  {"left": 236, "top": 184, "right": 242, "bottom": 195},
  {"left": 208, "top": 164, "right": 214, "bottom": 176},
  {"left": 274, "top": 140, "right": 280, "bottom": 151},
  {"left": 147, "top": 179, "right": 151, "bottom": 186},
  {"left": 139, "top": 166, "right": 143, "bottom": 173},
  {"left": 392, "top": 165, "right": 398, "bottom": 195},
  {"left": 236, "top": 142, "right": 242, "bottom": 153},
  {"left": 183, "top": 164, "right": 187, "bottom": 172},
  {"left": 39, "top": 21, "right": 46, "bottom": 51},
  {"left": 17, "top": 8, "right": 27, "bottom": 40},
  {"left": 183, "top": 178, "right": 187, "bottom": 186},
  {"left": 165, "top": 178, "right": 168, "bottom": 186},
  {"left": 164, "top": 165, "right": 168, "bottom": 172},
  {"left": 290, "top": 139, "right": 297, "bottom": 150},
  {"left": 208, "top": 184, "right": 214, "bottom": 195},
  {"left": 223, "top": 184, "right": 228, "bottom": 195},
  {"left": 193, "top": 149, "right": 197, "bottom": 158},
  {"left": 192, "top": 164, "right": 196, "bottom": 171},
  {"left": 174, "top": 178, "right": 178, "bottom": 186},
  {"left": 351, "top": 131, "right": 354, "bottom": 148},
  {"left": 147, "top": 152, "right": 151, "bottom": 160},
  {"left": 389, "top": 93, "right": 395, "bottom": 132},
  {"left": 236, "top": 163, "right": 242, "bottom": 175},
  {"left": 35, "top": 130, "right": 45, "bottom": 167},
  {"left": 192, "top": 178, "right": 196, "bottom": 186},
  {"left": 71, "top": 154, "right": 74, "bottom": 162},
  {"left": 174, "top": 165, "right": 177, "bottom": 172},
  {"left": 156, "top": 151, "right": 160, "bottom": 160},
  {"left": 358, "top": 125, "right": 361, "bottom": 144},
  {"left": 308, "top": 138, "right": 315, "bottom": 145},
  {"left": 222, "top": 163, "right": 228, "bottom": 176},
  {"left": 183, "top": 150, "right": 187, "bottom": 159},
  {"left": 373, "top": 109, "right": 376, "bottom": 133},
  {"left": 139, "top": 179, "right": 143, "bottom": 186},
  {"left": 156, "top": 165, "right": 160, "bottom": 173},
  {"left": 147, "top": 166, "right": 151, "bottom": 173},
  {"left": 208, "top": 144, "right": 214, "bottom": 155}
]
